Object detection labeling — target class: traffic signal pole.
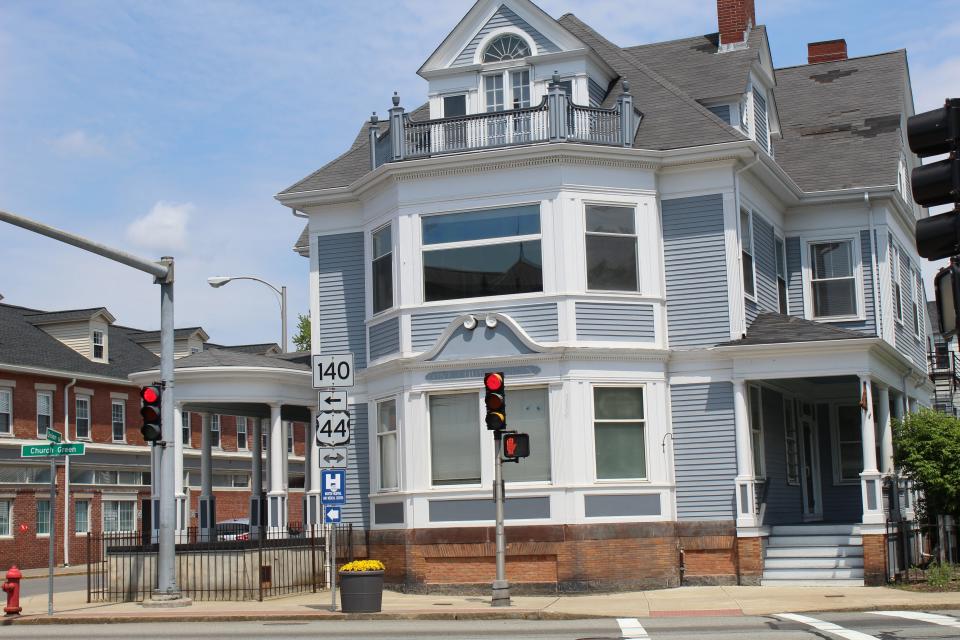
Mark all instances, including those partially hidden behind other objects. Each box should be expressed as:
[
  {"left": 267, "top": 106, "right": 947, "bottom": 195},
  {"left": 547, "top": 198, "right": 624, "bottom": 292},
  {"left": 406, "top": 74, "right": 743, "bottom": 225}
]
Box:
[
  {"left": 492, "top": 431, "right": 510, "bottom": 607},
  {"left": 0, "top": 209, "right": 187, "bottom": 605}
]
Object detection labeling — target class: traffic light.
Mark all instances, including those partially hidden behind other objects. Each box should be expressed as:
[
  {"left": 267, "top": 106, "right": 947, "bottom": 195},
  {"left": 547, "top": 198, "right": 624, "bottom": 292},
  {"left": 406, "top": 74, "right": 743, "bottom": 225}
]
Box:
[
  {"left": 934, "top": 259, "right": 960, "bottom": 338},
  {"left": 140, "top": 384, "right": 163, "bottom": 443},
  {"left": 501, "top": 432, "right": 530, "bottom": 462},
  {"left": 912, "top": 98, "right": 960, "bottom": 260},
  {"left": 484, "top": 372, "right": 506, "bottom": 430}
]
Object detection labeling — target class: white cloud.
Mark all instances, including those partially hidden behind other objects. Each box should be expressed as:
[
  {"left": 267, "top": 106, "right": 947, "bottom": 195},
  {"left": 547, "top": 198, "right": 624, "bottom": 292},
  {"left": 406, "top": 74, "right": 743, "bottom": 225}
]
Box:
[
  {"left": 126, "top": 201, "right": 194, "bottom": 253},
  {"left": 50, "top": 129, "right": 108, "bottom": 156}
]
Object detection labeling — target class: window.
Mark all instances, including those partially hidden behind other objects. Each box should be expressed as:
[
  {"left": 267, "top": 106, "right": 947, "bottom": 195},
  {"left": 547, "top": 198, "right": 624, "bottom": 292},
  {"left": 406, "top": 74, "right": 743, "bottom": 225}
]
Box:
[
  {"left": 210, "top": 414, "right": 221, "bottom": 449},
  {"left": 75, "top": 396, "right": 90, "bottom": 440},
  {"left": 783, "top": 398, "right": 799, "bottom": 486},
  {"left": 103, "top": 500, "right": 135, "bottom": 533},
  {"left": 421, "top": 205, "right": 542, "bottom": 302},
  {"left": 287, "top": 422, "right": 293, "bottom": 454},
  {"left": 892, "top": 242, "right": 903, "bottom": 324},
  {"left": 92, "top": 330, "right": 105, "bottom": 360},
  {"left": 809, "top": 240, "right": 857, "bottom": 318},
  {"left": 585, "top": 204, "right": 639, "bottom": 291},
  {"left": 74, "top": 500, "right": 89, "bottom": 534},
  {"left": 36, "top": 499, "right": 50, "bottom": 535},
  {"left": 897, "top": 155, "right": 909, "bottom": 201},
  {"left": 748, "top": 385, "right": 765, "bottom": 478},
  {"left": 835, "top": 405, "right": 863, "bottom": 483},
  {"left": 482, "top": 34, "right": 531, "bottom": 63},
  {"left": 37, "top": 391, "right": 52, "bottom": 437},
  {"left": 0, "top": 465, "right": 51, "bottom": 484},
  {"left": 503, "top": 387, "right": 551, "bottom": 482},
  {"left": 0, "top": 500, "right": 10, "bottom": 536},
  {"left": 372, "top": 225, "right": 393, "bottom": 314},
  {"left": 69, "top": 468, "right": 148, "bottom": 485},
  {"left": 593, "top": 387, "right": 646, "bottom": 480},
  {"left": 442, "top": 94, "right": 467, "bottom": 118},
  {"left": 262, "top": 421, "right": 269, "bottom": 451},
  {"left": 775, "top": 237, "right": 788, "bottom": 314},
  {"left": 484, "top": 74, "right": 504, "bottom": 112},
  {"left": 510, "top": 69, "right": 530, "bottom": 110},
  {"left": 913, "top": 269, "right": 923, "bottom": 339},
  {"left": 181, "top": 411, "right": 191, "bottom": 447},
  {"left": 377, "top": 399, "right": 398, "bottom": 491},
  {"left": 740, "top": 210, "right": 755, "bottom": 297},
  {"left": 111, "top": 400, "right": 125, "bottom": 442},
  {"left": 236, "top": 417, "right": 247, "bottom": 451},
  {"left": 430, "top": 393, "right": 481, "bottom": 486},
  {"left": 232, "top": 474, "right": 249, "bottom": 488},
  {"left": 0, "top": 388, "right": 11, "bottom": 435}
]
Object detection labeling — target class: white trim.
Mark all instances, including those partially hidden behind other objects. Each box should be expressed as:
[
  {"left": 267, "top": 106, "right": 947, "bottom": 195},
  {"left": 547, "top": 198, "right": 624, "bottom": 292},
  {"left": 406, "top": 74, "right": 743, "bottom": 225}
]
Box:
[
  {"left": 34, "top": 383, "right": 57, "bottom": 391},
  {"left": 739, "top": 208, "right": 757, "bottom": 301},
  {"left": 0, "top": 380, "right": 16, "bottom": 387},
  {"left": 472, "top": 27, "right": 537, "bottom": 66},
  {"left": 374, "top": 396, "right": 400, "bottom": 492},
  {"left": 110, "top": 392, "right": 129, "bottom": 400},
  {"left": 590, "top": 383, "right": 648, "bottom": 482},
  {"left": 583, "top": 201, "right": 641, "bottom": 294},
  {"left": 74, "top": 387, "right": 95, "bottom": 396},
  {"left": 801, "top": 235, "right": 866, "bottom": 322},
  {"left": 110, "top": 399, "right": 126, "bottom": 443}
]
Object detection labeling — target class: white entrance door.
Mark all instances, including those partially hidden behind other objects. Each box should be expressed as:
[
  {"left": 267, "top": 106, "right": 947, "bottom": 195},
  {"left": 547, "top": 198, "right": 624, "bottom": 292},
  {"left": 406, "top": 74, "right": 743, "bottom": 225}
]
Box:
[{"left": 798, "top": 406, "right": 823, "bottom": 522}]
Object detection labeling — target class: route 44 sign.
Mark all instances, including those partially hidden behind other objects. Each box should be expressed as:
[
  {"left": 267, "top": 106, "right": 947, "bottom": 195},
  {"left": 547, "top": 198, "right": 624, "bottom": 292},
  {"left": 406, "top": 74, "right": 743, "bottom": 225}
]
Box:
[{"left": 316, "top": 411, "right": 351, "bottom": 446}]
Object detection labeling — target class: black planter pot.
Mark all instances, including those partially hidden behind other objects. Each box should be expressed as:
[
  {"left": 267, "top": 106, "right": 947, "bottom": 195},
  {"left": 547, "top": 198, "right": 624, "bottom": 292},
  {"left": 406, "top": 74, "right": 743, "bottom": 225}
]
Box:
[{"left": 338, "top": 570, "right": 384, "bottom": 613}]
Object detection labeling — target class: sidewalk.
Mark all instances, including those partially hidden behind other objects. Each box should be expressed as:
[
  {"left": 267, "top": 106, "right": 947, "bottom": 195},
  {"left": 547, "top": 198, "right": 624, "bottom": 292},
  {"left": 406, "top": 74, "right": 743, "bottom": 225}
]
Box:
[
  {"left": 17, "top": 565, "right": 90, "bottom": 580},
  {"left": 5, "top": 585, "right": 960, "bottom": 625}
]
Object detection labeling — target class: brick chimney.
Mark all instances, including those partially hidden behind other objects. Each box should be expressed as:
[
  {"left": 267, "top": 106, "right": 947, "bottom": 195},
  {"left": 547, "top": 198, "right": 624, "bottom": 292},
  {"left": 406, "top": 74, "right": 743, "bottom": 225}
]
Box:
[
  {"left": 807, "top": 39, "right": 848, "bottom": 64},
  {"left": 717, "top": 0, "right": 756, "bottom": 48}
]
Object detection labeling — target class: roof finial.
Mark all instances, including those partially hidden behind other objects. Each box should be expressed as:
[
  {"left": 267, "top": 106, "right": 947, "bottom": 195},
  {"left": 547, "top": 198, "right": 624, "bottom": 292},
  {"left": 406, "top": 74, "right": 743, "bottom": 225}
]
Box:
[
  {"left": 392, "top": 92, "right": 400, "bottom": 107},
  {"left": 370, "top": 112, "right": 379, "bottom": 124},
  {"left": 622, "top": 80, "right": 631, "bottom": 94},
  {"left": 552, "top": 71, "right": 560, "bottom": 86}
]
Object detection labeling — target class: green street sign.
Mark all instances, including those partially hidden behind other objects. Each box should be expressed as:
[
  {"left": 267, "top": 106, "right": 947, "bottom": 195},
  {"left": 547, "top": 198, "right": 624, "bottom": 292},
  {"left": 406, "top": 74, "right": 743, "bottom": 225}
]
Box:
[
  {"left": 21, "top": 442, "right": 85, "bottom": 458},
  {"left": 46, "top": 429, "right": 62, "bottom": 444}
]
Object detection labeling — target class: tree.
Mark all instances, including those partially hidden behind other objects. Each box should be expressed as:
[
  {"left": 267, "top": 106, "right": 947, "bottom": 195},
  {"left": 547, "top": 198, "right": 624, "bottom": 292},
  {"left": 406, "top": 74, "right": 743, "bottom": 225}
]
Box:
[
  {"left": 893, "top": 408, "right": 960, "bottom": 520},
  {"left": 292, "top": 312, "right": 311, "bottom": 352}
]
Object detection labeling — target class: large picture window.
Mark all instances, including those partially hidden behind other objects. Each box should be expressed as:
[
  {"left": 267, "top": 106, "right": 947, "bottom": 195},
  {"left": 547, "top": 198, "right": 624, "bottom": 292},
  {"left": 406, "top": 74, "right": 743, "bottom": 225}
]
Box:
[
  {"left": 377, "top": 399, "right": 398, "bottom": 491},
  {"left": 809, "top": 240, "right": 857, "bottom": 318},
  {"left": 585, "top": 205, "right": 639, "bottom": 291},
  {"left": 502, "top": 388, "right": 551, "bottom": 483},
  {"left": 372, "top": 225, "right": 393, "bottom": 314},
  {"left": 75, "top": 397, "right": 90, "bottom": 440},
  {"left": 593, "top": 387, "right": 646, "bottom": 480},
  {"left": 740, "top": 210, "right": 755, "bottom": 297},
  {"left": 422, "top": 205, "right": 542, "bottom": 302},
  {"left": 429, "top": 393, "right": 481, "bottom": 486}
]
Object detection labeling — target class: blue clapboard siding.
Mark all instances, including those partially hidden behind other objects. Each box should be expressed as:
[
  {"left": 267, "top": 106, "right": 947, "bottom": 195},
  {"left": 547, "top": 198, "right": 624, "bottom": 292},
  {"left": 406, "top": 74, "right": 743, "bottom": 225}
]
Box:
[
  {"left": 341, "top": 403, "right": 370, "bottom": 527},
  {"left": 671, "top": 382, "right": 737, "bottom": 521},
  {"left": 317, "top": 233, "right": 367, "bottom": 369},
  {"left": 893, "top": 246, "right": 928, "bottom": 370},
  {"left": 745, "top": 298, "right": 758, "bottom": 326},
  {"left": 410, "top": 302, "right": 558, "bottom": 352},
  {"left": 453, "top": 5, "right": 560, "bottom": 66},
  {"left": 661, "top": 194, "right": 731, "bottom": 347},
  {"left": 706, "top": 104, "right": 731, "bottom": 124},
  {"left": 757, "top": 388, "right": 802, "bottom": 525},
  {"left": 575, "top": 302, "right": 655, "bottom": 342},
  {"left": 753, "top": 88, "right": 769, "bottom": 153},
  {"left": 588, "top": 78, "right": 607, "bottom": 107},
  {"left": 368, "top": 317, "right": 400, "bottom": 361},
  {"left": 753, "top": 215, "right": 779, "bottom": 314},
  {"left": 786, "top": 237, "right": 804, "bottom": 318},
  {"left": 828, "top": 230, "right": 877, "bottom": 336}
]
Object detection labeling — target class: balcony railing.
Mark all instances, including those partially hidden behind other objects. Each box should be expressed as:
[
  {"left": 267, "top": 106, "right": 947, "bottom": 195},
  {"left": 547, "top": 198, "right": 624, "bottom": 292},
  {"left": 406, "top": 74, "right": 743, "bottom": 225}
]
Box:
[
  {"left": 929, "top": 350, "right": 960, "bottom": 379},
  {"left": 369, "top": 78, "right": 641, "bottom": 169}
]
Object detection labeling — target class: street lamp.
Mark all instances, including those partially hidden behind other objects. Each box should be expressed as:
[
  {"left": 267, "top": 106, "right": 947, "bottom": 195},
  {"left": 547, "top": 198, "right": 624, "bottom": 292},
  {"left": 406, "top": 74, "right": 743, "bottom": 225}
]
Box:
[{"left": 207, "top": 276, "right": 288, "bottom": 353}]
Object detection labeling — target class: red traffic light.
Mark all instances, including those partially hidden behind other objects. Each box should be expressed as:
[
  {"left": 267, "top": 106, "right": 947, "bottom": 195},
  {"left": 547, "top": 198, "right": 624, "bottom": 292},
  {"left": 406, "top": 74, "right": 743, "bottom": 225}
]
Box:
[
  {"left": 141, "top": 386, "right": 161, "bottom": 404},
  {"left": 140, "top": 384, "right": 163, "bottom": 443},
  {"left": 484, "top": 372, "right": 503, "bottom": 391}
]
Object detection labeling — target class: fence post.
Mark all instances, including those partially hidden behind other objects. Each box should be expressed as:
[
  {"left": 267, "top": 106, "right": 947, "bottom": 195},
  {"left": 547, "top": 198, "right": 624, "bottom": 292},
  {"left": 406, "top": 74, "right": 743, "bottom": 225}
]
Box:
[
  {"left": 617, "top": 81, "right": 634, "bottom": 147},
  {"left": 86, "top": 531, "right": 91, "bottom": 603},
  {"left": 310, "top": 524, "right": 318, "bottom": 593},
  {"left": 546, "top": 73, "right": 568, "bottom": 142},
  {"left": 257, "top": 524, "right": 264, "bottom": 602},
  {"left": 389, "top": 93, "right": 406, "bottom": 161}
]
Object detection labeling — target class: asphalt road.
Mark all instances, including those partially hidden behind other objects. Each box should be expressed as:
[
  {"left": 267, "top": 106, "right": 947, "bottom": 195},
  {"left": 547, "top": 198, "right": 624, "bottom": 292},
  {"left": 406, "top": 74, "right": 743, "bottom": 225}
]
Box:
[
  {"left": 8, "top": 610, "right": 960, "bottom": 639},
  {"left": 19, "top": 574, "right": 88, "bottom": 598}
]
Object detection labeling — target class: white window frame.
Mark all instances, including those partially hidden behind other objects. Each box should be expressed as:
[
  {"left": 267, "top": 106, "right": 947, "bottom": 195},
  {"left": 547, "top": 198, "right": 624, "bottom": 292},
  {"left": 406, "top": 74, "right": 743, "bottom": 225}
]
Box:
[
  {"left": 0, "top": 387, "right": 12, "bottom": 436},
  {"left": 474, "top": 28, "right": 536, "bottom": 66},
  {"left": 427, "top": 390, "right": 485, "bottom": 489},
  {"left": 236, "top": 416, "right": 247, "bottom": 451},
  {"left": 102, "top": 499, "right": 136, "bottom": 533},
  {"left": 831, "top": 403, "right": 863, "bottom": 485},
  {"left": 892, "top": 242, "right": 904, "bottom": 325},
  {"left": 440, "top": 92, "right": 469, "bottom": 118},
  {"left": 74, "top": 499, "right": 90, "bottom": 535},
  {"left": 775, "top": 234, "right": 789, "bottom": 315},
  {"left": 583, "top": 202, "right": 641, "bottom": 293},
  {"left": 801, "top": 235, "right": 865, "bottom": 322},
  {"left": 913, "top": 268, "right": 923, "bottom": 339},
  {"left": 181, "top": 410, "right": 191, "bottom": 448},
  {"left": 36, "top": 499, "right": 51, "bottom": 536},
  {"left": 75, "top": 395, "right": 91, "bottom": 440},
  {"left": 370, "top": 223, "right": 394, "bottom": 316},
  {"left": 110, "top": 400, "right": 125, "bottom": 443},
  {"left": 591, "top": 384, "right": 648, "bottom": 482},
  {"left": 740, "top": 208, "right": 756, "bottom": 300},
  {"left": 375, "top": 397, "right": 399, "bottom": 492},
  {"left": 210, "top": 414, "right": 221, "bottom": 449},
  {"left": 748, "top": 384, "right": 766, "bottom": 479},
  {"left": 91, "top": 329, "right": 106, "bottom": 361},
  {"left": 0, "top": 499, "right": 12, "bottom": 537},
  {"left": 37, "top": 391, "right": 53, "bottom": 438}
]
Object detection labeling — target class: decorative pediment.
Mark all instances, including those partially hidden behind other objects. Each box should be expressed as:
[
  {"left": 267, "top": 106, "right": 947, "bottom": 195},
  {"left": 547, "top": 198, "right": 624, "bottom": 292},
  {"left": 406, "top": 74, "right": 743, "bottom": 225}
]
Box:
[{"left": 420, "top": 313, "right": 543, "bottom": 362}]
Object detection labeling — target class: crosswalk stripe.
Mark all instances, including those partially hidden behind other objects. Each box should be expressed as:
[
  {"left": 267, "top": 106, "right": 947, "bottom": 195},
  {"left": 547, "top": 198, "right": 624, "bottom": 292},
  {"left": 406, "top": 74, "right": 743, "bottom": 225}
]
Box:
[
  {"left": 872, "top": 610, "right": 960, "bottom": 628},
  {"left": 617, "top": 617, "right": 650, "bottom": 639},
  {"left": 775, "top": 613, "right": 880, "bottom": 640}
]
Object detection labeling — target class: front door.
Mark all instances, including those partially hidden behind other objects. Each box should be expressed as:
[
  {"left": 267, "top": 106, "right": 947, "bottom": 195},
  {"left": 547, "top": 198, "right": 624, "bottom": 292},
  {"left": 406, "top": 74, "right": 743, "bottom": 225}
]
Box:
[{"left": 798, "top": 404, "right": 823, "bottom": 521}]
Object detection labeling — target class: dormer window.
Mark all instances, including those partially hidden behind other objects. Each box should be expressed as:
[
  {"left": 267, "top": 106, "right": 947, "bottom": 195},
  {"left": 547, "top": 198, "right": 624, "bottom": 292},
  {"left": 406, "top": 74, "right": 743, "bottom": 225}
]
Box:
[
  {"left": 482, "top": 34, "right": 531, "bottom": 63},
  {"left": 92, "top": 330, "right": 105, "bottom": 361}
]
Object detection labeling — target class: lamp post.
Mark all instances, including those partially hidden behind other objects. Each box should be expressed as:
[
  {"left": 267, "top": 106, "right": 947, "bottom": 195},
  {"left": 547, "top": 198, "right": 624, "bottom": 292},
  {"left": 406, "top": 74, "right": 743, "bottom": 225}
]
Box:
[{"left": 207, "top": 276, "right": 287, "bottom": 353}]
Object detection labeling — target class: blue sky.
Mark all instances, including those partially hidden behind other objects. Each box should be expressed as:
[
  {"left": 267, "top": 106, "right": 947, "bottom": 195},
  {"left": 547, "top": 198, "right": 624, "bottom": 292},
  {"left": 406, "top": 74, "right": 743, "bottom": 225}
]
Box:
[{"left": 1, "top": 0, "right": 957, "bottom": 347}]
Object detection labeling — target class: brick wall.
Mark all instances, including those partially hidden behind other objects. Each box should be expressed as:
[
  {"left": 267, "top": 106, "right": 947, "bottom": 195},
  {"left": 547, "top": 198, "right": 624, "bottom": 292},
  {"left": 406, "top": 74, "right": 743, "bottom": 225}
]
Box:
[
  {"left": 735, "top": 536, "right": 763, "bottom": 585},
  {"left": 717, "top": 0, "right": 756, "bottom": 46},
  {"left": 862, "top": 533, "right": 887, "bottom": 586}
]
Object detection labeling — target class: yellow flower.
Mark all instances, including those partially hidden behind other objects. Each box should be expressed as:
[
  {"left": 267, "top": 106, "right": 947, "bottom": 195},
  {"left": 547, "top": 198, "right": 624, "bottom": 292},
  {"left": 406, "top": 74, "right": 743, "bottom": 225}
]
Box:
[{"left": 339, "top": 559, "right": 386, "bottom": 572}]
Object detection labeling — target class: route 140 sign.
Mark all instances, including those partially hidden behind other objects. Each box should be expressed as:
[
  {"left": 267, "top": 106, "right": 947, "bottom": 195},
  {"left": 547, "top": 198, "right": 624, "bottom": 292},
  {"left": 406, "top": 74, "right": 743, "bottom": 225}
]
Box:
[
  {"left": 312, "top": 354, "right": 354, "bottom": 389},
  {"left": 316, "top": 411, "right": 351, "bottom": 446}
]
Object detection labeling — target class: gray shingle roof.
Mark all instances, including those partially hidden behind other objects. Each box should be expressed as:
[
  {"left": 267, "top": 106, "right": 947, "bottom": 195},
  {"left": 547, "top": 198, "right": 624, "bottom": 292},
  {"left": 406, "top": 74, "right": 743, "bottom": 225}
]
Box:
[
  {"left": 772, "top": 51, "right": 908, "bottom": 192},
  {"left": 128, "top": 327, "right": 207, "bottom": 343},
  {"left": 172, "top": 348, "right": 309, "bottom": 371},
  {"left": 718, "top": 312, "right": 873, "bottom": 346},
  {"left": 23, "top": 308, "right": 113, "bottom": 325},
  {"left": 203, "top": 343, "right": 281, "bottom": 355},
  {"left": 293, "top": 224, "right": 309, "bottom": 256}
]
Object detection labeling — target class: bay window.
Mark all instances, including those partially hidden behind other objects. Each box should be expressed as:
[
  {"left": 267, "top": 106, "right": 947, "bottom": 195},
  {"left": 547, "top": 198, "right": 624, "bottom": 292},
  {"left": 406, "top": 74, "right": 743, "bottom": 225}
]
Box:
[
  {"left": 740, "top": 210, "right": 755, "bottom": 297},
  {"left": 422, "top": 204, "right": 542, "bottom": 302},
  {"left": 585, "top": 204, "right": 639, "bottom": 291},
  {"left": 429, "top": 393, "right": 481, "bottom": 486},
  {"left": 377, "top": 399, "right": 398, "bottom": 491},
  {"left": 593, "top": 386, "right": 646, "bottom": 480},
  {"left": 372, "top": 224, "right": 393, "bottom": 314},
  {"left": 809, "top": 240, "right": 858, "bottom": 318}
]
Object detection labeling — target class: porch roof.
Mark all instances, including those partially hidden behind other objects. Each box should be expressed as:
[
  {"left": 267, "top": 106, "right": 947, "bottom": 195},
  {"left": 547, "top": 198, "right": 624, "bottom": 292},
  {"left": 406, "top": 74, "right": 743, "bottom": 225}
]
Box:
[{"left": 719, "top": 313, "right": 873, "bottom": 347}]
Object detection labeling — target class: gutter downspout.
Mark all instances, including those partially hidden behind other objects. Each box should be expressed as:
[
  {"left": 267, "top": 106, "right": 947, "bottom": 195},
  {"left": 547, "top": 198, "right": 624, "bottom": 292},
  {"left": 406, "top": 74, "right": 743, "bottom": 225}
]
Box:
[
  {"left": 734, "top": 152, "right": 761, "bottom": 336},
  {"left": 865, "top": 192, "right": 883, "bottom": 340},
  {"left": 63, "top": 378, "right": 76, "bottom": 566}
]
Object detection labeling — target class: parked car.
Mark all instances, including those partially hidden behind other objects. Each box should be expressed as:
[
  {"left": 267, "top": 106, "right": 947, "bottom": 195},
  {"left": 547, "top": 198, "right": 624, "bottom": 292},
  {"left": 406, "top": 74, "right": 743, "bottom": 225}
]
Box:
[{"left": 216, "top": 518, "right": 250, "bottom": 541}]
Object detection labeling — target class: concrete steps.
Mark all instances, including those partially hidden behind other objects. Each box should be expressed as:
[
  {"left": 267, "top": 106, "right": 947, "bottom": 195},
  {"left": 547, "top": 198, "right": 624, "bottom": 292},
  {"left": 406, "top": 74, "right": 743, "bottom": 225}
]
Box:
[{"left": 761, "top": 523, "right": 864, "bottom": 587}]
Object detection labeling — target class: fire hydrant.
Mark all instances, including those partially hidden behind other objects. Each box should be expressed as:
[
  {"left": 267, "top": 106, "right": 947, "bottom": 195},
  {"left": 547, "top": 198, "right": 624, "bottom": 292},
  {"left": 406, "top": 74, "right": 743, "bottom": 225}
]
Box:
[{"left": 2, "top": 565, "right": 22, "bottom": 616}]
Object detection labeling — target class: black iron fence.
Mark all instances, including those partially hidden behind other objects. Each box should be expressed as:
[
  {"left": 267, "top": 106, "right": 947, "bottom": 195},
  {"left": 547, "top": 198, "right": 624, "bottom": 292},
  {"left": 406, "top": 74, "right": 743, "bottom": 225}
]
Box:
[
  {"left": 885, "top": 475, "right": 958, "bottom": 582},
  {"left": 87, "top": 522, "right": 353, "bottom": 602}
]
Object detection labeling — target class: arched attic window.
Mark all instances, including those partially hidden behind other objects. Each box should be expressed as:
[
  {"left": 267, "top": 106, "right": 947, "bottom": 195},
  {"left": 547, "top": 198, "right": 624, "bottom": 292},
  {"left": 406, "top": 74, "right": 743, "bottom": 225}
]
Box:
[{"left": 482, "top": 34, "right": 531, "bottom": 63}]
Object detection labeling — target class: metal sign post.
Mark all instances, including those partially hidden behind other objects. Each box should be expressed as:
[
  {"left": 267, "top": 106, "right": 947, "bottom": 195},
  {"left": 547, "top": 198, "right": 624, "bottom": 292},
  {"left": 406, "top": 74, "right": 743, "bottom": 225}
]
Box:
[
  {"left": 492, "top": 432, "right": 509, "bottom": 607},
  {"left": 330, "top": 521, "right": 337, "bottom": 612},
  {"left": 47, "top": 454, "right": 55, "bottom": 616}
]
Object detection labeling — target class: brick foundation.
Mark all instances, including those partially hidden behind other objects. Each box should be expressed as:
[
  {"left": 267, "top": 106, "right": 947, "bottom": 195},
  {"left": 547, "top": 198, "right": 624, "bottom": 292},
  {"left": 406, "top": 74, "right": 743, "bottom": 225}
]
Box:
[{"left": 862, "top": 533, "right": 887, "bottom": 586}]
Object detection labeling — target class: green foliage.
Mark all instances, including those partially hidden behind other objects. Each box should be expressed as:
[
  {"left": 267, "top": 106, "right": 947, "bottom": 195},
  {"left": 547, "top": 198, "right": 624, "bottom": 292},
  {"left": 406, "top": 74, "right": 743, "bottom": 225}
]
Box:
[
  {"left": 926, "top": 562, "right": 955, "bottom": 588},
  {"left": 292, "top": 313, "right": 311, "bottom": 352},
  {"left": 893, "top": 408, "right": 960, "bottom": 519}
]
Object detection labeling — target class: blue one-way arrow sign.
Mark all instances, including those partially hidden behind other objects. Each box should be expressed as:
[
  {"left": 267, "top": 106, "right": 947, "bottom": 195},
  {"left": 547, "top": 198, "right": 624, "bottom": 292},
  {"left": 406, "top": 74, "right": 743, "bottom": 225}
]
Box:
[{"left": 323, "top": 505, "right": 342, "bottom": 523}]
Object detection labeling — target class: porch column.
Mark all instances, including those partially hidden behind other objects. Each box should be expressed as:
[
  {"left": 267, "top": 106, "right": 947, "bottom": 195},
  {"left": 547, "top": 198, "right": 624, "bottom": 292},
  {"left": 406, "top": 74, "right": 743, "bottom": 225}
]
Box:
[
  {"left": 173, "top": 404, "right": 187, "bottom": 540},
  {"left": 250, "top": 414, "right": 263, "bottom": 536},
  {"left": 877, "top": 385, "right": 895, "bottom": 475},
  {"left": 859, "top": 377, "right": 884, "bottom": 525},
  {"left": 306, "top": 409, "right": 322, "bottom": 533},
  {"left": 267, "top": 403, "right": 288, "bottom": 534},
  {"left": 199, "top": 412, "right": 216, "bottom": 540},
  {"left": 733, "top": 379, "right": 758, "bottom": 528}
]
